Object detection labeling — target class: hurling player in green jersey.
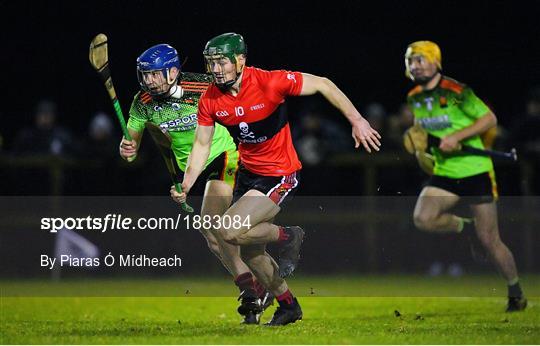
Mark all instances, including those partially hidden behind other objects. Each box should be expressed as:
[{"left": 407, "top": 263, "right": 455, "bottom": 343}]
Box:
[
  {"left": 119, "top": 44, "right": 274, "bottom": 323},
  {"left": 405, "top": 41, "right": 526, "bottom": 312}
]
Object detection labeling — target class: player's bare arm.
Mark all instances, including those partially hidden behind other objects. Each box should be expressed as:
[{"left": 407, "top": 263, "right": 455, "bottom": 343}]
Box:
[
  {"left": 439, "top": 111, "right": 497, "bottom": 152},
  {"left": 176, "top": 124, "right": 214, "bottom": 199},
  {"left": 300, "top": 73, "right": 381, "bottom": 153},
  {"left": 119, "top": 128, "right": 142, "bottom": 161}
]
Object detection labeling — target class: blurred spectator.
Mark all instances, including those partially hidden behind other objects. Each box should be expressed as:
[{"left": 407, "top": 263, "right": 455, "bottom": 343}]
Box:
[
  {"left": 72, "top": 112, "right": 123, "bottom": 194},
  {"left": 509, "top": 86, "right": 540, "bottom": 157},
  {"left": 363, "top": 102, "right": 387, "bottom": 135},
  {"left": 294, "top": 108, "right": 350, "bottom": 166},
  {"left": 508, "top": 87, "right": 540, "bottom": 194},
  {"left": 85, "top": 112, "right": 117, "bottom": 160},
  {"left": 387, "top": 103, "right": 415, "bottom": 149},
  {"left": 13, "top": 100, "right": 75, "bottom": 156}
]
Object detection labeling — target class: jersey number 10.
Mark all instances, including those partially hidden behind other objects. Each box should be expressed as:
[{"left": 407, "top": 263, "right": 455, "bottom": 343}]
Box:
[{"left": 235, "top": 106, "right": 245, "bottom": 117}]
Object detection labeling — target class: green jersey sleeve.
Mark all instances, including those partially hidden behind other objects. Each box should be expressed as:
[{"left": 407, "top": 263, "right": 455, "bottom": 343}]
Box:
[
  {"left": 127, "top": 93, "right": 147, "bottom": 133},
  {"left": 459, "top": 87, "right": 490, "bottom": 120}
]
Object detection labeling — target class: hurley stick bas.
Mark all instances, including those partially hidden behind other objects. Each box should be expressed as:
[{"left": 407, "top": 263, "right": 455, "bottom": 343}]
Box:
[
  {"left": 405, "top": 125, "right": 518, "bottom": 162},
  {"left": 426, "top": 133, "right": 518, "bottom": 162},
  {"left": 145, "top": 122, "right": 194, "bottom": 213}
]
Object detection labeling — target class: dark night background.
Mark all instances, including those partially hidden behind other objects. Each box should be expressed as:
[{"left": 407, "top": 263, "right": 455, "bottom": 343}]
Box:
[
  {"left": 1, "top": 0, "right": 539, "bottom": 143},
  {"left": 1, "top": 1, "right": 540, "bottom": 275}
]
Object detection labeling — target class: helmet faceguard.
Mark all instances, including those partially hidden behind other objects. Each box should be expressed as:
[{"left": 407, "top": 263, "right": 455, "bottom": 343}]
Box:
[
  {"left": 203, "top": 33, "right": 247, "bottom": 90},
  {"left": 137, "top": 44, "right": 181, "bottom": 96},
  {"left": 404, "top": 41, "right": 442, "bottom": 82}
]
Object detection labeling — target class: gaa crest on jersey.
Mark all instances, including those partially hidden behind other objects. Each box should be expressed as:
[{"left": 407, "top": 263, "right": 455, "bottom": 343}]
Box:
[
  {"left": 216, "top": 110, "right": 229, "bottom": 117},
  {"left": 424, "top": 97, "right": 434, "bottom": 111},
  {"left": 439, "top": 96, "right": 448, "bottom": 108}
]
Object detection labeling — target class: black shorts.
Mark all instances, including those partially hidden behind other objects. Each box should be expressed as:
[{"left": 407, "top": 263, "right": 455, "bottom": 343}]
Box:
[
  {"left": 426, "top": 171, "right": 498, "bottom": 205},
  {"left": 180, "top": 151, "right": 238, "bottom": 196},
  {"left": 232, "top": 164, "right": 300, "bottom": 206}
]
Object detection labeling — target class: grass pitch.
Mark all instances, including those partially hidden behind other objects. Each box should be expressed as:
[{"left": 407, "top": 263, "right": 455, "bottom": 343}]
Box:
[{"left": 1, "top": 275, "right": 539, "bottom": 344}]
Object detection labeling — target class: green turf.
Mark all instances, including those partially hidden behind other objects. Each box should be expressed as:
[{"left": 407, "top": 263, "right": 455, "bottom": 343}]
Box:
[
  {"left": 3, "top": 274, "right": 540, "bottom": 297},
  {"left": 1, "top": 276, "right": 539, "bottom": 344}
]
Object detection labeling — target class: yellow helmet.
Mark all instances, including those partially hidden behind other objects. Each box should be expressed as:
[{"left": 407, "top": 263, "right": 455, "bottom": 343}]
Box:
[{"left": 404, "top": 41, "right": 442, "bottom": 79}]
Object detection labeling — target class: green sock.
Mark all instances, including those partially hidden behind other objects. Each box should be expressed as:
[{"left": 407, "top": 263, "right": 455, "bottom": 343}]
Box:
[
  {"left": 457, "top": 217, "right": 474, "bottom": 233},
  {"left": 457, "top": 217, "right": 465, "bottom": 233}
]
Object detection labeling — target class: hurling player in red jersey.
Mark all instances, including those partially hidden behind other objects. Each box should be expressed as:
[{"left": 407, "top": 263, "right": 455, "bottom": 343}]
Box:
[{"left": 172, "top": 32, "right": 381, "bottom": 326}]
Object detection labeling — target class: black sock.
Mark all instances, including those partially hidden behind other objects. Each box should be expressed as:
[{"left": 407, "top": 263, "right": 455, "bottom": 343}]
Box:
[{"left": 508, "top": 282, "right": 523, "bottom": 298}]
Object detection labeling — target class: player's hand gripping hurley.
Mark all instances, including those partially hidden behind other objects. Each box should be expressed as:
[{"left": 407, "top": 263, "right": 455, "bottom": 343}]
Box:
[{"left": 145, "top": 123, "right": 194, "bottom": 213}]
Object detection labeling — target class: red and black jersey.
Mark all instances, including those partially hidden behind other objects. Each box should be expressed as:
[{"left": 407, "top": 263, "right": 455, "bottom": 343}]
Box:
[{"left": 198, "top": 66, "right": 303, "bottom": 176}]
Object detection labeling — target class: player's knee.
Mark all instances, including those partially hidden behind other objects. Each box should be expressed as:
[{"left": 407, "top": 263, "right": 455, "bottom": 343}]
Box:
[{"left": 413, "top": 211, "right": 435, "bottom": 231}]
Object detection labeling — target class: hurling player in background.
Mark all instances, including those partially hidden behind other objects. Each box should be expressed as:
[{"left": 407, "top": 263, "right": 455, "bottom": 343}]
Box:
[
  {"left": 172, "top": 32, "right": 381, "bottom": 325},
  {"left": 119, "top": 44, "right": 275, "bottom": 324},
  {"left": 404, "top": 40, "right": 526, "bottom": 312}
]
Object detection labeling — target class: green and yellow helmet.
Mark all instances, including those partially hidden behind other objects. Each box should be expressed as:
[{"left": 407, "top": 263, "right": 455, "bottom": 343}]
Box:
[
  {"left": 203, "top": 32, "right": 247, "bottom": 89},
  {"left": 404, "top": 40, "right": 442, "bottom": 80}
]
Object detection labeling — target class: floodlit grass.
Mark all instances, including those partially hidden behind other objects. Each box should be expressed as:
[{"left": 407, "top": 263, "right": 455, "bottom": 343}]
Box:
[{"left": 1, "top": 275, "right": 539, "bottom": 344}]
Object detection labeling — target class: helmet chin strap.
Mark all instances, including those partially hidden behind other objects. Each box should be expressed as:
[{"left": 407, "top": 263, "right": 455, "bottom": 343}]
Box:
[
  {"left": 216, "top": 63, "right": 243, "bottom": 91},
  {"left": 216, "top": 78, "right": 237, "bottom": 91},
  {"left": 150, "top": 69, "right": 181, "bottom": 98}
]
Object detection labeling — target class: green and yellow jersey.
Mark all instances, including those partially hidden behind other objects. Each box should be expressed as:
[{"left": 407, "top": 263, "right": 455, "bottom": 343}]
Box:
[
  {"left": 407, "top": 76, "right": 494, "bottom": 178},
  {"left": 127, "top": 72, "right": 237, "bottom": 172}
]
